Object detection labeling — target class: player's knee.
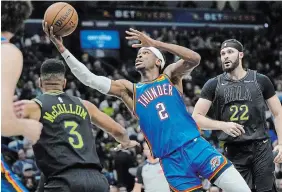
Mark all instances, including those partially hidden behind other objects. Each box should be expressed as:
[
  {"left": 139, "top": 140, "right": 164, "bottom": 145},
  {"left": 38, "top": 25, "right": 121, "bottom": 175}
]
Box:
[{"left": 214, "top": 166, "right": 251, "bottom": 192}]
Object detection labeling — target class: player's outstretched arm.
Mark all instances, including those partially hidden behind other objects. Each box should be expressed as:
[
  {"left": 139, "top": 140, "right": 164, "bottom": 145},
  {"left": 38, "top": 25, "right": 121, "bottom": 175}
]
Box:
[
  {"left": 192, "top": 78, "right": 244, "bottom": 137},
  {"left": 125, "top": 28, "right": 201, "bottom": 80},
  {"left": 1, "top": 44, "right": 24, "bottom": 135},
  {"left": 1, "top": 45, "right": 42, "bottom": 140},
  {"left": 82, "top": 100, "right": 139, "bottom": 149},
  {"left": 157, "top": 41, "right": 201, "bottom": 79},
  {"left": 43, "top": 22, "right": 135, "bottom": 111}
]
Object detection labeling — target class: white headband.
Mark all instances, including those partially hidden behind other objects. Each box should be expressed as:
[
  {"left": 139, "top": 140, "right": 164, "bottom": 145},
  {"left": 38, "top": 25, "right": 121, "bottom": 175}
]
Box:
[{"left": 140, "top": 47, "right": 165, "bottom": 69}]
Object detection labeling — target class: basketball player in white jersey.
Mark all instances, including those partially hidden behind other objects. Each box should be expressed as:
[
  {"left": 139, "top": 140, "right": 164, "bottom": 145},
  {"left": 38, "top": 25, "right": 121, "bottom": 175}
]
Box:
[{"left": 2, "top": 1, "right": 42, "bottom": 144}]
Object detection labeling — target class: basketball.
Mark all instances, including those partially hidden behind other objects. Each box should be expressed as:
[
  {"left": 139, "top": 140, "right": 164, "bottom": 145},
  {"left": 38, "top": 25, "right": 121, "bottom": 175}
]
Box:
[{"left": 43, "top": 2, "right": 78, "bottom": 37}]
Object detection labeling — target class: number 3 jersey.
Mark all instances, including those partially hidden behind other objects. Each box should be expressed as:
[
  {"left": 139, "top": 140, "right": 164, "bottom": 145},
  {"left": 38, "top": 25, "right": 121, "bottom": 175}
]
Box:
[
  {"left": 133, "top": 74, "right": 200, "bottom": 158},
  {"left": 32, "top": 91, "right": 101, "bottom": 178}
]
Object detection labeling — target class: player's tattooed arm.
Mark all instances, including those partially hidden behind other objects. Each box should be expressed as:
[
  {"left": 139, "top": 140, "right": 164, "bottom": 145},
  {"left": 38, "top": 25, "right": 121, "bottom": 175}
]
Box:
[
  {"left": 158, "top": 41, "right": 201, "bottom": 80},
  {"left": 82, "top": 100, "right": 139, "bottom": 149},
  {"left": 125, "top": 28, "right": 201, "bottom": 81}
]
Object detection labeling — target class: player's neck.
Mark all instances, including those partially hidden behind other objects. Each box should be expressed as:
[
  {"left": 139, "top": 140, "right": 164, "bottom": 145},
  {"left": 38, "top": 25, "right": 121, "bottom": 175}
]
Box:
[
  {"left": 227, "top": 66, "right": 247, "bottom": 81},
  {"left": 1, "top": 32, "right": 13, "bottom": 41},
  {"left": 43, "top": 87, "right": 63, "bottom": 93},
  {"left": 140, "top": 69, "right": 159, "bottom": 82}
]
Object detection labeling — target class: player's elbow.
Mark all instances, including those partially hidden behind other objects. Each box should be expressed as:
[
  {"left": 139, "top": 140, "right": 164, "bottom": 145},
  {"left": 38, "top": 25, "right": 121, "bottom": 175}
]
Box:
[
  {"left": 192, "top": 112, "right": 200, "bottom": 120},
  {"left": 184, "top": 52, "right": 201, "bottom": 67},
  {"left": 273, "top": 107, "right": 282, "bottom": 119},
  {"left": 193, "top": 52, "right": 201, "bottom": 66},
  {"left": 192, "top": 112, "right": 203, "bottom": 124}
]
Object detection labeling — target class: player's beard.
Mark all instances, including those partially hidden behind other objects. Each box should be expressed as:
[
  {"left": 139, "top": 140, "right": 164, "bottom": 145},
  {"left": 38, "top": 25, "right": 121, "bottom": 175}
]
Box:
[{"left": 222, "top": 55, "right": 239, "bottom": 73}]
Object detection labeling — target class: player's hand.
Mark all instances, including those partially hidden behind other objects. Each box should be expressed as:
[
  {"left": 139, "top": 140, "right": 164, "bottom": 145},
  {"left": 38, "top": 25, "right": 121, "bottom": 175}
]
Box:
[
  {"left": 20, "top": 119, "right": 43, "bottom": 145},
  {"left": 13, "top": 100, "right": 32, "bottom": 118},
  {"left": 125, "top": 28, "right": 157, "bottom": 48},
  {"left": 220, "top": 122, "right": 245, "bottom": 137},
  {"left": 273, "top": 144, "right": 282, "bottom": 163},
  {"left": 114, "top": 140, "right": 140, "bottom": 151},
  {"left": 13, "top": 95, "right": 18, "bottom": 102},
  {"left": 42, "top": 20, "right": 65, "bottom": 53}
]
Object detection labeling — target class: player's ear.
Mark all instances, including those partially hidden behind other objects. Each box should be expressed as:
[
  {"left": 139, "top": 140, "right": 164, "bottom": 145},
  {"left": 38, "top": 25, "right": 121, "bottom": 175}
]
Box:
[
  {"left": 239, "top": 52, "right": 244, "bottom": 59},
  {"left": 39, "top": 78, "right": 42, "bottom": 88},
  {"left": 155, "top": 59, "right": 161, "bottom": 68},
  {"left": 63, "top": 79, "right": 66, "bottom": 89}
]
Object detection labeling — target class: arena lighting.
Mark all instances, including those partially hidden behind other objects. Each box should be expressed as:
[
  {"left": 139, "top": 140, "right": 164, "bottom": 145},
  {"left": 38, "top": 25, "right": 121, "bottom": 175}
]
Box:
[{"left": 264, "top": 23, "right": 269, "bottom": 28}]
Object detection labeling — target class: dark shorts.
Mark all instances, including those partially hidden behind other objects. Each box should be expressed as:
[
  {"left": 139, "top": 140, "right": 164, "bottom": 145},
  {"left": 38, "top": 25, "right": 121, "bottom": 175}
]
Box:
[
  {"left": 224, "top": 139, "right": 275, "bottom": 192},
  {"left": 44, "top": 168, "right": 109, "bottom": 192}
]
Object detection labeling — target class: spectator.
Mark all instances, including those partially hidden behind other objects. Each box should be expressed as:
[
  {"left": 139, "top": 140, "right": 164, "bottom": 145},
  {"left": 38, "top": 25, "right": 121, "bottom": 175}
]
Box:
[
  {"left": 12, "top": 149, "right": 40, "bottom": 179},
  {"left": 65, "top": 81, "right": 81, "bottom": 97}
]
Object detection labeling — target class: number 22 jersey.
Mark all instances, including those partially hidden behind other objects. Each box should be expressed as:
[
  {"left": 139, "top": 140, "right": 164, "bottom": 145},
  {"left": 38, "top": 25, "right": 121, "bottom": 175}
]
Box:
[{"left": 133, "top": 74, "right": 200, "bottom": 158}]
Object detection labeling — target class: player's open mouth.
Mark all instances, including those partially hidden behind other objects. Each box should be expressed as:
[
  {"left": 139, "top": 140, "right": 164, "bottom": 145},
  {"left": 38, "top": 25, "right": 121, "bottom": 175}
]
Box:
[
  {"left": 224, "top": 61, "right": 232, "bottom": 67},
  {"left": 135, "top": 60, "right": 143, "bottom": 66}
]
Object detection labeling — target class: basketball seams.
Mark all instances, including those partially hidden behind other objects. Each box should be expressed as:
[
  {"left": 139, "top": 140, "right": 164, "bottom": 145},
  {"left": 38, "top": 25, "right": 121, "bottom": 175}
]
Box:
[
  {"left": 50, "top": 4, "right": 68, "bottom": 28},
  {"left": 63, "top": 13, "right": 79, "bottom": 36},
  {"left": 44, "top": 2, "right": 78, "bottom": 37},
  {"left": 53, "top": 8, "right": 75, "bottom": 34}
]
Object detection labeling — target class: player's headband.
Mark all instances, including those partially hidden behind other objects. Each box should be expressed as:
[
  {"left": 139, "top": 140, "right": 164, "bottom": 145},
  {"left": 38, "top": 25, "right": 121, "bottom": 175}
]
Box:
[
  {"left": 140, "top": 47, "right": 165, "bottom": 69},
  {"left": 221, "top": 39, "right": 243, "bottom": 52}
]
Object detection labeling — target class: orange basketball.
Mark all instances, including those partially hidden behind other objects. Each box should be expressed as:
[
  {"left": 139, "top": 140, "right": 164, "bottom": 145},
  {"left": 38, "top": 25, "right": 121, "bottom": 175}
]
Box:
[{"left": 43, "top": 2, "right": 78, "bottom": 37}]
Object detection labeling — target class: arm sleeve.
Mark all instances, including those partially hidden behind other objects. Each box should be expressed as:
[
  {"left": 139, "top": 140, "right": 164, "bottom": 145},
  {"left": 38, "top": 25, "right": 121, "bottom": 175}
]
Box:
[
  {"left": 256, "top": 73, "right": 276, "bottom": 100},
  {"left": 61, "top": 50, "right": 111, "bottom": 94},
  {"left": 135, "top": 165, "right": 144, "bottom": 184},
  {"left": 200, "top": 78, "right": 218, "bottom": 101}
]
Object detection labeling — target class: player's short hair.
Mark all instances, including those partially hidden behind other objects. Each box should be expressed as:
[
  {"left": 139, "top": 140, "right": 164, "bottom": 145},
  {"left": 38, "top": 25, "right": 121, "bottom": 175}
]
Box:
[
  {"left": 40, "top": 59, "right": 66, "bottom": 81},
  {"left": 1, "top": 1, "right": 33, "bottom": 34}
]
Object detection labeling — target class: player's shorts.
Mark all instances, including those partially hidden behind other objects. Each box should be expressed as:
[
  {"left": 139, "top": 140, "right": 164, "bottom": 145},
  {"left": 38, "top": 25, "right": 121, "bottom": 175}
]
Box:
[
  {"left": 160, "top": 136, "right": 232, "bottom": 192},
  {"left": 224, "top": 138, "right": 276, "bottom": 192},
  {"left": 1, "top": 156, "right": 29, "bottom": 192},
  {"left": 44, "top": 168, "right": 109, "bottom": 192}
]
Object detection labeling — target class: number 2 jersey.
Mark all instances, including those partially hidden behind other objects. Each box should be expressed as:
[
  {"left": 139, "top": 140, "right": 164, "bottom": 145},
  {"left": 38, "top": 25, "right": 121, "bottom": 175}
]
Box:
[
  {"left": 133, "top": 74, "right": 200, "bottom": 158},
  {"left": 32, "top": 91, "right": 102, "bottom": 178}
]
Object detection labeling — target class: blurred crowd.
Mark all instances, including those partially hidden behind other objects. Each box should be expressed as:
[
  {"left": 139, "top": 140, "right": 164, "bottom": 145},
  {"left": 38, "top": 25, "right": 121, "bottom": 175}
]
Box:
[{"left": 1, "top": 1, "right": 282, "bottom": 192}]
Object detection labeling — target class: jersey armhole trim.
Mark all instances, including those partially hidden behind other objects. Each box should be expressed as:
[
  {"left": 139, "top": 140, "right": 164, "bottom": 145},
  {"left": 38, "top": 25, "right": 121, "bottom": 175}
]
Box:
[
  {"left": 77, "top": 97, "right": 83, "bottom": 104},
  {"left": 163, "top": 73, "right": 183, "bottom": 96},
  {"left": 132, "top": 84, "right": 139, "bottom": 119},
  {"left": 214, "top": 76, "right": 221, "bottom": 102},
  {"left": 253, "top": 71, "right": 263, "bottom": 97},
  {"left": 32, "top": 98, "right": 42, "bottom": 108}
]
